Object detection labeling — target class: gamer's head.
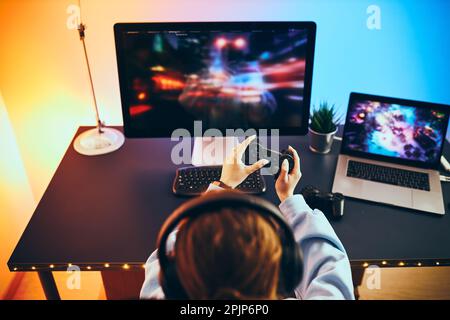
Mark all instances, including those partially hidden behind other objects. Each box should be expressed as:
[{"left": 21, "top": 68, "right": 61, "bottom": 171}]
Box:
[{"left": 172, "top": 205, "right": 282, "bottom": 299}]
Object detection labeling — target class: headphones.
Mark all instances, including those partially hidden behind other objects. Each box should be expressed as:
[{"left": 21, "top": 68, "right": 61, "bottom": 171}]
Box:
[{"left": 157, "top": 190, "right": 303, "bottom": 299}]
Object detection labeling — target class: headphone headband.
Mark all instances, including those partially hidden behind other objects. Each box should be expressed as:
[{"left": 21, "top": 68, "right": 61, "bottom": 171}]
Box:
[{"left": 158, "top": 191, "right": 287, "bottom": 267}]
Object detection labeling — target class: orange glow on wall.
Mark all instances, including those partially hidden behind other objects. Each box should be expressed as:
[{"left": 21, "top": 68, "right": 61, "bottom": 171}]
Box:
[
  {"left": 0, "top": 0, "right": 291, "bottom": 300},
  {"left": 0, "top": 91, "right": 36, "bottom": 298}
]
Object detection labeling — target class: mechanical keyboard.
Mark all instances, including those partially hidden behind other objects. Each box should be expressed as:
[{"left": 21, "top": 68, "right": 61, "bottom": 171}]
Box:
[{"left": 173, "top": 166, "right": 266, "bottom": 196}]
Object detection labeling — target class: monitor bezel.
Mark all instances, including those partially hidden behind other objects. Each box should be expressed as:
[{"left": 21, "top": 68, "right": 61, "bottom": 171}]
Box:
[
  {"left": 114, "top": 21, "right": 317, "bottom": 138},
  {"left": 341, "top": 92, "right": 450, "bottom": 170}
]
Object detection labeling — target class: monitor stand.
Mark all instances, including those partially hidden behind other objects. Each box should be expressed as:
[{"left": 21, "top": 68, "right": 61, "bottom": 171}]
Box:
[{"left": 191, "top": 136, "right": 240, "bottom": 166}]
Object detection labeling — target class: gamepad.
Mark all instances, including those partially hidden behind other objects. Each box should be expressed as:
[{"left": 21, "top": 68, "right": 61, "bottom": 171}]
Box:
[
  {"left": 301, "top": 185, "right": 345, "bottom": 219},
  {"left": 245, "top": 140, "right": 295, "bottom": 179},
  {"left": 276, "top": 150, "right": 295, "bottom": 179}
]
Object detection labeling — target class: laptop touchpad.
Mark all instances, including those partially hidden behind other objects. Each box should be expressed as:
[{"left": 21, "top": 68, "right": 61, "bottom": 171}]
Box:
[{"left": 362, "top": 182, "right": 413, "bottom": 206}]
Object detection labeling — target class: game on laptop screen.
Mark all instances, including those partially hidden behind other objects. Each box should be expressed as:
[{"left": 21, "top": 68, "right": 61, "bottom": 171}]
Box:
[
  {"left": 342, "top": 99, "right": 448, "bottom": 165},
  {"left": 115, "top": 23, "right": 315, "bottom": 136}
]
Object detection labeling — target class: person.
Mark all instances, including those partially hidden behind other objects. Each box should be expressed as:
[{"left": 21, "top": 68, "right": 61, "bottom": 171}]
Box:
[{"left": 140, "top": 135, "right": 354, "bottom": 300}]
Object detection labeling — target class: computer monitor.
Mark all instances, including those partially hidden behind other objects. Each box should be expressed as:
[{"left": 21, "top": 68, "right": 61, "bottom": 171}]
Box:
[
  {"left": 341, "top": 93, "right": 450, "bottom": 169},
  {"left": 114, "top": 22, "right": 316, "bottom": 137}
]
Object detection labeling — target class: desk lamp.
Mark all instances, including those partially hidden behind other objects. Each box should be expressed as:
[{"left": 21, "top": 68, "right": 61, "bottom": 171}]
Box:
[{"left": 73, "top": 1, "right": 124, "bottom": 156}]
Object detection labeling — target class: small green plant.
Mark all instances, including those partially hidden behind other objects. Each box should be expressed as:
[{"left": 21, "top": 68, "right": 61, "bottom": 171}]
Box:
[{"left": 310, "top": 102, "right": 340, "bottom": 134}]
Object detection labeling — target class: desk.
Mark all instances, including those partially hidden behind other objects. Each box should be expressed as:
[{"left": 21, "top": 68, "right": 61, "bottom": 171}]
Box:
[{"left": 8, "top": 127, "right": 450, "bottom": 299}]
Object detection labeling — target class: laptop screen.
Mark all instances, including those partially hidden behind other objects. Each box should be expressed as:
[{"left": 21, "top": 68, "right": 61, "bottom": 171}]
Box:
[{"left": 341, "top": 94, "right": 449, "bottom": 168}]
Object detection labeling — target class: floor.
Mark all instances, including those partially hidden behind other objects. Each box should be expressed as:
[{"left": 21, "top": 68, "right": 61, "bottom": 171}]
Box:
[{"left": 3, "top": 267, "right": 450, "bottom": 300}]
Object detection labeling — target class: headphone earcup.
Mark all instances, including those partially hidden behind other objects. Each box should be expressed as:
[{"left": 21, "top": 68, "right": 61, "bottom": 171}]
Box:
[{"left": 160, "top": 256, "right": 189, "bottom": 300}]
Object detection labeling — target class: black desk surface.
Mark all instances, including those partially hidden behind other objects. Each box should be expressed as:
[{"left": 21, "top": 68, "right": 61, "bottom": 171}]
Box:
[{"left": 8, "top": 127, "right": 450, "bottom": 271}]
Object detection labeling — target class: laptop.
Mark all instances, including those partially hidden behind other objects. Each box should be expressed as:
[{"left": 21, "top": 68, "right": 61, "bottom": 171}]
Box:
[{"left": 332, "top": 93, "right": 450, "bottom": 215}]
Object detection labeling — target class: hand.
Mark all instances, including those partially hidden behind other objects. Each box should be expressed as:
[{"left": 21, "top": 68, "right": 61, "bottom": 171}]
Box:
[
  {"left": 219, "top": 135, "right": 269, "bottom": 189},
  {"left": 275, "top": 146, "right": 302, "bottom": 202}
]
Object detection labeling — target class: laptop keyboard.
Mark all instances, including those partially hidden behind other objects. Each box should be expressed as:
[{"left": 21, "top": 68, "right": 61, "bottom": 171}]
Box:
[{"left": 346, "top": 160, "right": 430, "bottom": 191}]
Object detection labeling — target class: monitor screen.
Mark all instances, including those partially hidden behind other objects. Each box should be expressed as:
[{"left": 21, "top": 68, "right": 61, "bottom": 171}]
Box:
[
  {"left": 342, "top": 95, "right": 449, "bottom": 167},
  {"left": 114, "top": 22, "right": 316, "bottom": 137}
]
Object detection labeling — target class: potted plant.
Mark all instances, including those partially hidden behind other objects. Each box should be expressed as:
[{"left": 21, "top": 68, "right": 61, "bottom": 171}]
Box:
[{"left": 309, "top": 102, "right": 340, "bottom": 154}]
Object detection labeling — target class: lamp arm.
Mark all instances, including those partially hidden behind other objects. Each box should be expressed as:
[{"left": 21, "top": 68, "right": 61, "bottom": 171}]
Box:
[{"left": 78, "top": 23, "right": 103, "bottom": 134}]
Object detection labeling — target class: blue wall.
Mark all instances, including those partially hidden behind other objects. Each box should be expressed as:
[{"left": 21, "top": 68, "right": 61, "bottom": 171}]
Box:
[{"left": 252, "top": 0, "right": 450, "bottom": 128}]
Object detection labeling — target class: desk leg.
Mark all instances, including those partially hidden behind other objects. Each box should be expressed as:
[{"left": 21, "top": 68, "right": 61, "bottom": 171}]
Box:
[
  {"left": 351, "top": 267, "right": 365, "bottom": 300},
  {"left": 38, "top": 271, "right": 61, "bottom": 300}
]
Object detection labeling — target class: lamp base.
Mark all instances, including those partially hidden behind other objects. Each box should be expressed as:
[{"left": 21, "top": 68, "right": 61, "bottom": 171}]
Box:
[{"left": 73, "top": 127, "right": 125, "bottom": 156}]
